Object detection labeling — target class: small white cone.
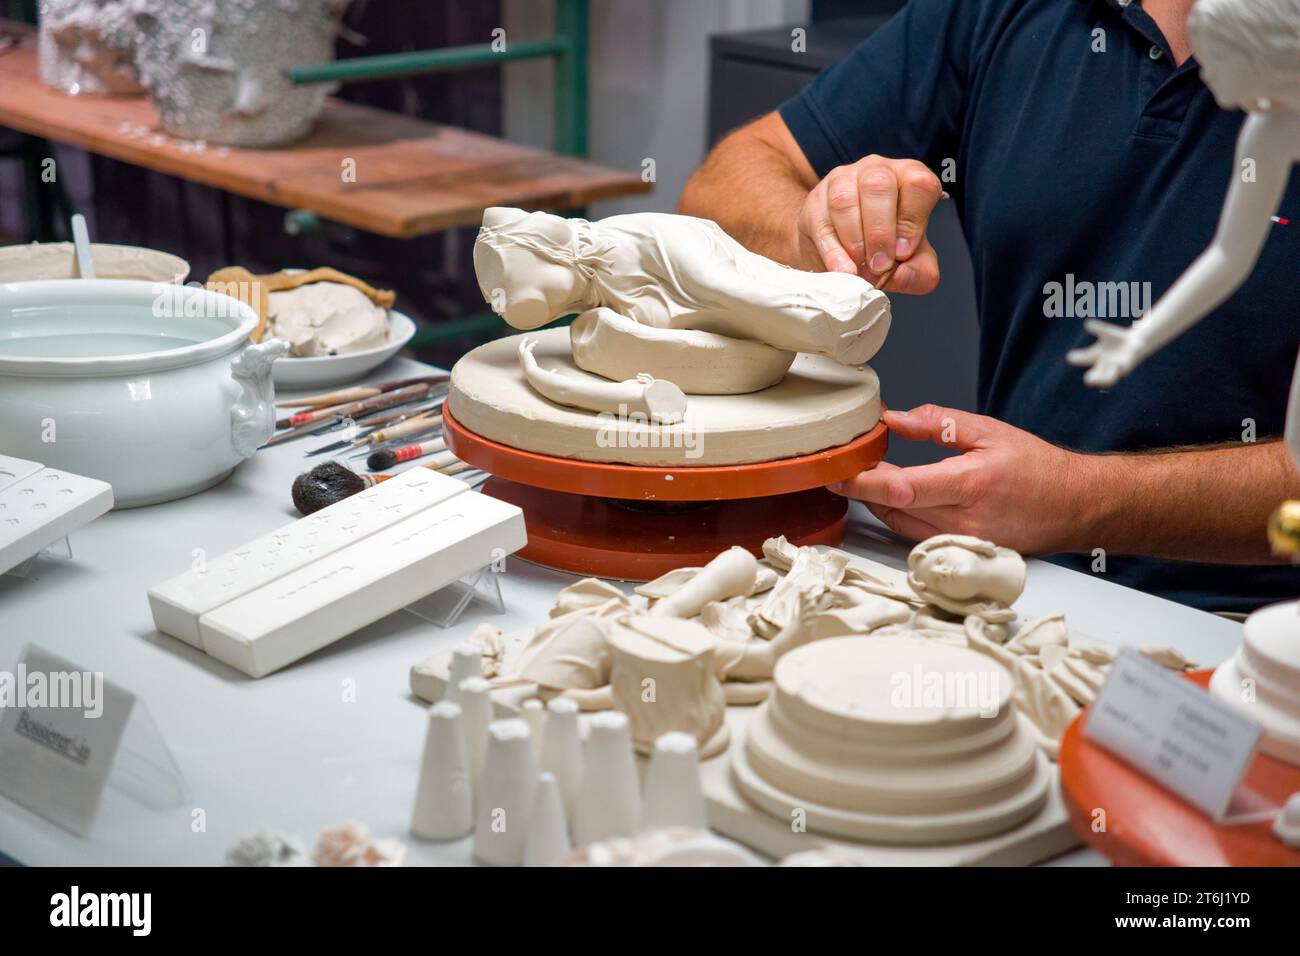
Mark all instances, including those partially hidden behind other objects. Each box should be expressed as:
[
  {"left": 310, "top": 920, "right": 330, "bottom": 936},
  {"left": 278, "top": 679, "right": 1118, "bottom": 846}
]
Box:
[
  {"left": 473, "top": 718, "right": 538, "bottom": 867},
  {"left": 444, "top": 643, "right": 483, "bottom": 704},
  {"left": 574, "top": 711, "right": 641, "bottom": 847},
  {"left": 458, "top": 676, "right": 492, "bottom": 790},
  {"left": 641, "top": 731, "right": 706, "bottom": 831},
  {"left": 521, "top": 698, "right": 546, "bottom": 758},
  {"left": 540, "top": 696, "right": 583, "bottom": 825},
  {"left": 522, "top": 772, "right": 571, "bottom": 867},
  {"left": 410, "top": 701, "right": 473, "bottom": 840}
]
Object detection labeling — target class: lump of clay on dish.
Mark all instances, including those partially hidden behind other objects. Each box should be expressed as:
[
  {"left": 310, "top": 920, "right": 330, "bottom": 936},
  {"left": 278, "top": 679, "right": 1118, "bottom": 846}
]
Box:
[
  {"left": 570, "top": 307, "right": 795, "bottom": 395},
  {"left": 518, "top": 336, "right": 688, "bottom": 425},
  {"left": 907, "top": 534, "right": 1027, "bottom": 624},
  {"left": 474, "top": 207, "right": 891, "bottom": 366},
  {"left": 267, "top": 281, "right": 390, "bottom": 357},
  {"left": 648, "top": 546, "right": 757, "bottom": 619},
  {"left": 607, "top": 615, "right": 728, "bottom": 757}
]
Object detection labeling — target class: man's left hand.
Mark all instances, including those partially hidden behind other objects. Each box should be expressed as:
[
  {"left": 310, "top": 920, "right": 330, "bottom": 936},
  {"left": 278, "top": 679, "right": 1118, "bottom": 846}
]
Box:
[{"left": 830, "top": 405, "right": 1097, "bottom": 554}]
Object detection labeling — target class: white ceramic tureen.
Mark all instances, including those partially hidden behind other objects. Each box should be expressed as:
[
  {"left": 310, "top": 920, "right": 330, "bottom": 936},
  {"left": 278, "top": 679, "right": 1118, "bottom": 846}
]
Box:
[{"left": 0, "top": 280, "right": 287, "bottom": 507}]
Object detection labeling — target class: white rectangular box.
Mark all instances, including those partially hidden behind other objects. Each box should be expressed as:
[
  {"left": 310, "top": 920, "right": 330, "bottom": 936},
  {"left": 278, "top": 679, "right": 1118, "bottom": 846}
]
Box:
[
  {"left": 197, "top": 490, "right": 525, "bottom": 678},
  {"left": 147, "top": 467, "right": 464, "bottom": 647},
  {"left": 0, "top": 465, "right": 113, "bottom": 576}
]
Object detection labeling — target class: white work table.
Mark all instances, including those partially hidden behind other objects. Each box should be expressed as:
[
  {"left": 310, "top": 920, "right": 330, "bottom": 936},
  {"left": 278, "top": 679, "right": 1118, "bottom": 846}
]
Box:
[{"left": 0, "top": 356, "right": 1243, "bottom": 867}]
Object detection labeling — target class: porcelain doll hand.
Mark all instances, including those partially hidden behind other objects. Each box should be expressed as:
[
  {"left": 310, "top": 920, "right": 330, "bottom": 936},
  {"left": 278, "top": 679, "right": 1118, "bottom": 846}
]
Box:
[{"left": 1066, "top": 320, "right": 1149, "bottom": 388}]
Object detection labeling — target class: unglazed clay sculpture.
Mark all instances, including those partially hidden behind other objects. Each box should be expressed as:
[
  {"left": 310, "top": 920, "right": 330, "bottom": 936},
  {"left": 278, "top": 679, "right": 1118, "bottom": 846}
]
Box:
[
  {"left": 732, "top": 636, "right": 1052, "bottom": 844},
  {"left": 474, "top": 207, "right": 891, "bottom": 366},
  {"left": 521, "top": 698, "right": 546, "bottom": 758},
  {"left": 458, "top": 677, "right": 493, "bottom": 789},
  {"left": 570, "top": 307, "right": 795, "bottom": 395},
  {"left": 444, "top": 643, "right": 483, "bottom": 705},
  {"left": 907, "top": 535, "right": 1027, "bottom": 624},
  {"left": 647, "top": 546, "right": 758, "bottom": 620},
  {"left": 518, "top": 336, "right": 687, "bottom": 425},
  {"left": 473, "top": 719, "right": 539, "bottom": 867},
  {"left": 642, "top": 732, "right": 708, "bottom": 831},
  {"left": 522, "top": 772, "right": 572, "bottom": 867},
  {"left": 411, "top": 702, "right": 473, "bottom": 841},
  {"left": 607, "top": 615, "right": 729, "bottom": 757},
  {"left": 749, "top": 542, "right": 852, "bottom": 639},
  {"left": 540, "top": 697, "right": 583, "bottom": 823},
  {"left": 574, "top": 712, "right": 641, "bottom": 846},
  {"left": 131, "top": 0, "right": 351, "bottom": 147},
  {"left": 39, "top": 0, "right": 144, "bottom": 95}
]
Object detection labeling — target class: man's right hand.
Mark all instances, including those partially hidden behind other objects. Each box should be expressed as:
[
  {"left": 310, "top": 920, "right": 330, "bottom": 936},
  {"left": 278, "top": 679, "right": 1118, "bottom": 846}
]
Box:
[{"left": 794, "top": 154, "right": 943, "bottom": 294}]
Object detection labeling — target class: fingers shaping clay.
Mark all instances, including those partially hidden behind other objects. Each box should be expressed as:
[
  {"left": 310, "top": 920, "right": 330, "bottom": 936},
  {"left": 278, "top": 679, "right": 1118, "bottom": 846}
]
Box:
[
  {"left": 518, "top": 335, "right": 688, "bottom": 425},
  {"left": 570, "top": 307, "right": 795, "bottom": 395}
]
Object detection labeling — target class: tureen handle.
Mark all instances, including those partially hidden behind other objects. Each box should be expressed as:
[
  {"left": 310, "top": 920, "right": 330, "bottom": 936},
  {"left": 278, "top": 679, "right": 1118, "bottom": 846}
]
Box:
[{"left": 229, "top": 339, "right": 289, "bottom": 459}]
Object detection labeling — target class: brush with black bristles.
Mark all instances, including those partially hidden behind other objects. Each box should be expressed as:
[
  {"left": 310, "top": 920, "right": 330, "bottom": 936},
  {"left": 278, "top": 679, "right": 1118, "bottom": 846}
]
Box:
[{"left": 291, "top": 461, "right": 392, "bottom": 514}]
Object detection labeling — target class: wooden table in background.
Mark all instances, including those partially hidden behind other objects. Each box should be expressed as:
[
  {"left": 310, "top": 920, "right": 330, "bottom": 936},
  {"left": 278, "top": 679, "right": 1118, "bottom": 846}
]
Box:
[{"left": 0, "top": 40, "right": 650, "bottom": 238}]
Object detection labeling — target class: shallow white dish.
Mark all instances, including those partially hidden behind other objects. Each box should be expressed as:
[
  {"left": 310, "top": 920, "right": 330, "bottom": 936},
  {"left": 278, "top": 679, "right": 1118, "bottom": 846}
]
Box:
[{"left": 272, "top": 310, "right": 416, "bottom": 390}]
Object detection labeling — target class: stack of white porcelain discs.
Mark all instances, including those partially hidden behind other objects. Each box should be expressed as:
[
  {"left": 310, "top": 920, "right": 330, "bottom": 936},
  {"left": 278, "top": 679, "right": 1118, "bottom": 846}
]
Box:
[
  {"left": 731, "top": 635, "right": 1051, "bottom": 845},
  {"left": 1210, "top": 601, "right": 1300, "bottom": 766}
]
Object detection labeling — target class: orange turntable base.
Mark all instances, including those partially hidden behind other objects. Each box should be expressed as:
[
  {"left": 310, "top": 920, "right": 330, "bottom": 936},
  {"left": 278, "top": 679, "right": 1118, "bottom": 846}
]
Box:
[
  {"left": 1059, "top": 670, "right": 1300, "bottom": 866},
  {"left": 442, "top": 405, "right": 889, "bottom": 579}
]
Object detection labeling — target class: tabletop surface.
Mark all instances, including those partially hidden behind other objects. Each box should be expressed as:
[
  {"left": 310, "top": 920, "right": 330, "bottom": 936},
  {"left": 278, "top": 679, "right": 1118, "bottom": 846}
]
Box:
[
  {"left": 0, "top": 356, "right": 1244, "bottom": 866},
  {"left": 0, "top": 39, "right": 651, "bottom": 238}
]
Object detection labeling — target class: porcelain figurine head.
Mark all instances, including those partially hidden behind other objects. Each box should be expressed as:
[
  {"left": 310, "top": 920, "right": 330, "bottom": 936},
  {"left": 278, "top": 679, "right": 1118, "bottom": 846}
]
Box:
[
  {"left": 907, "top": 534, "right": 1027, "bottom": 623},
  {"left": 1190, "top": 0, "right": 1300, "bottom": 112},
  {"left": 475, "top": 208, "right": 610, "bottom": 329}
]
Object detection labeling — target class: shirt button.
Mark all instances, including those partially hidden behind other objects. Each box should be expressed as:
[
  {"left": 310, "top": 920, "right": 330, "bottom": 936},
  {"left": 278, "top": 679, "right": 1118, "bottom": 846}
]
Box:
[{"left": 1148, "top": 45, "right": 1163, "bottom": 60}]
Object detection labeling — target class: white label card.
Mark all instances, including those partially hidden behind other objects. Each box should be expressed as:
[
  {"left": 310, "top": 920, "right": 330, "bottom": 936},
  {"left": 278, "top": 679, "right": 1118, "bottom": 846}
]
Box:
[
  {"left": 0, "top": 644, "right": 133, "bottom": 835},
  {"left": 1083, "top": 649, "right": 1260, "bottom": 820}
]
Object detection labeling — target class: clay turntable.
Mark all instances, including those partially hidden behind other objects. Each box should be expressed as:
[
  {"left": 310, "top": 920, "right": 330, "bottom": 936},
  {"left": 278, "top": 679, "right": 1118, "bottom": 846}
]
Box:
[
  {"left": 444, "top": 330, "right": 887, "bottom": 580},
  {"left": 447, "top": 206, "right": 893, "bottom": 579}
]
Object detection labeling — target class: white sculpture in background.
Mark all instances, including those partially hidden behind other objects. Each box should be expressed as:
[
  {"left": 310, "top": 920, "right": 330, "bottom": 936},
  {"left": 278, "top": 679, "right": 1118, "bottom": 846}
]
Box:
[
  {"left": 473, "top": 206, "right": 891, "bottom": 418},
  {"left": 1069, "top": 0, "right": 1300, "bottom": 394},
  {"left": 1067, "top": 0, "right": 1300, "bottom": 772}
]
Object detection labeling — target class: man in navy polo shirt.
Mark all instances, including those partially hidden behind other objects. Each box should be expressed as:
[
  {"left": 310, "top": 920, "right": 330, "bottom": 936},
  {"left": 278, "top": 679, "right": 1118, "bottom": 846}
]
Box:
[{"left": 680, "top": 0, "right": 1300, "bottom": 614}]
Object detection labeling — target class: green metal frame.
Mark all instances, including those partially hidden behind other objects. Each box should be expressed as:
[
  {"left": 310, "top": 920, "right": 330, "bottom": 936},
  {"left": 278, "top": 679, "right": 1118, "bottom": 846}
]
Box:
[{"left": 286, "top": 0, "right": 590, "bottom": 346}]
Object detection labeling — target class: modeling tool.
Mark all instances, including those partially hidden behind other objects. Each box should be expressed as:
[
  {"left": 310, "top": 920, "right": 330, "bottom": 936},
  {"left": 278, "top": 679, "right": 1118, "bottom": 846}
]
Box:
[
  {"left": 275, "top": 382, "right": 435, "bottom": 429},
  {"left": 70, "top": 214, "right": 95, "bottom": 279},
  {"left": 277, "top": 374, "right": 448, "bottom": 409},
  {"left": 261, "top": 414, "right": 344, "bottom": 449},
  {"left": 367, "top": 440, "right": 451, "bottom": 471},
  {"left": 305, "top": 400, "right": 444, "bottom": 457}
]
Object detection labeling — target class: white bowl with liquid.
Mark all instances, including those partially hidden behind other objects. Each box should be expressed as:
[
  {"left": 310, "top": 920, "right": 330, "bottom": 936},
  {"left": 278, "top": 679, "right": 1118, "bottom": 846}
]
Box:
[{"left": 0, "top": 280, "right": 287, "bottom": 507}]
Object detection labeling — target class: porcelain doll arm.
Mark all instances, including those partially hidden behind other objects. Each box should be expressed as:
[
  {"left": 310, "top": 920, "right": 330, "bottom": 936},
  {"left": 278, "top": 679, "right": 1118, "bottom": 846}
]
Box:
[{"left": 1068, "top": 112, "right": 1298, "bottom": 387}]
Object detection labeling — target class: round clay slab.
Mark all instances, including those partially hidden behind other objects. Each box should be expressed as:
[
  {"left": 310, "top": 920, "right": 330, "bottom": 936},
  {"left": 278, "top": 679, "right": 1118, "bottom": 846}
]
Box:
[{"left": 449, "top": 329, "right": 881, "bottom": 467}]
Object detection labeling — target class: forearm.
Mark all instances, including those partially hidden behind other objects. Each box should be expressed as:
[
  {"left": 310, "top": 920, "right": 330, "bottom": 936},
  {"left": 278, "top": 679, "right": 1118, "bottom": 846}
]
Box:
[
  {"left": 1069, "top": 439, "right": 1300, "bottom": 563},
  {"left": 677, "top": 113, "right": 813, "bottom": 266}
]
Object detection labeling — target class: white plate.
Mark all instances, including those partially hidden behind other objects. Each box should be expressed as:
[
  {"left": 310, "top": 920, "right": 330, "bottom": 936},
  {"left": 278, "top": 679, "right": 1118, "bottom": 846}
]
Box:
[{"left": 271, "top": 310, "right": 417, "bottom": 390}]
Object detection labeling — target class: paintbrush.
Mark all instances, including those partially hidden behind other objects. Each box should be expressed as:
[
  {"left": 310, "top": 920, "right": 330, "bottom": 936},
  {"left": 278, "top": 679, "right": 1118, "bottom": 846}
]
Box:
[
  {"left": 276, "top": 373, "right": 449, "bottom": 409},
  {"left": 352, "top": 412, "right": 443, "bottom": 448},
  {"left": 366, "top": 438, "right": 448, "bottom": 471},
  {"left": 292, "top": 456, "right": 468, "bottom": 512},
  {"left": 304, "top": 401, "right": 441, "bottom": 457},
  {"left": 276, "top": 382, "right": 436, "bottom": 429}
]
